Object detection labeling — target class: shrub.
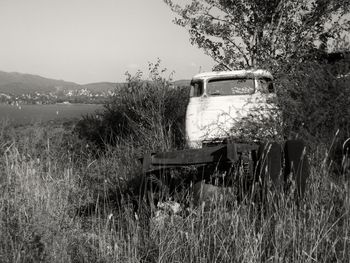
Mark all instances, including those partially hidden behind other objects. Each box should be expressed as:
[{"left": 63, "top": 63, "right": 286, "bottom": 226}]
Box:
[
  {"left": 275, "top": 60, "right": 350, "bottom": 145},
  {"left": 75, "top": 61, "right": 189, "bottom": 152}
]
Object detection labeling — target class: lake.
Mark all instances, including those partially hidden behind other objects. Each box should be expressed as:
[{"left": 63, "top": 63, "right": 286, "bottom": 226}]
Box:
[{"left": 0, "top": 103, "right": 103, "bottom": 125}]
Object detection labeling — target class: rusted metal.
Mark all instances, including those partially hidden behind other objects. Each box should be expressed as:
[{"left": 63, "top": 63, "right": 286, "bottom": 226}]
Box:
[
  {"left": 142, "top": 142, "right": 259, "bottom": 174},
  {"left": 141, "top": 140, "right": 310, "bottom": 201}
]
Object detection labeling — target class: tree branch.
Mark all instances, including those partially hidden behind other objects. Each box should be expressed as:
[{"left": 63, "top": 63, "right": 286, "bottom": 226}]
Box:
[{"left": 224, "top": 37, "right": 250, "bottom": 66}]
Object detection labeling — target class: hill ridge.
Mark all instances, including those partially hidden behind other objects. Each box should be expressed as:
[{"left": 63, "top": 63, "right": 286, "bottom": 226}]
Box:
[{"left": 0, "top": 70, "right": 190, "bottom": 95}]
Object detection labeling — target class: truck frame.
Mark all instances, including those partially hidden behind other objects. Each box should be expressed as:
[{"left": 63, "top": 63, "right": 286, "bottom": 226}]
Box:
[{"left": 141, "top": 70, "right": 309, "bottom": 204}]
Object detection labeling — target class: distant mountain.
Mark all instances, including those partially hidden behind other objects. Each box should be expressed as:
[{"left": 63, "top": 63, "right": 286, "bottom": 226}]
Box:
[
  {"left": 173, "top": 79, "right": 191, "bottom": 87},
  {"left": 81, "top": 82, "right": 125, "bottom": 94},
  {"left": 0, "top": 70, "right": 190, "bottom": 95},
  {"left": 0, "top": 71, "right": 79, "bottom": 95}
]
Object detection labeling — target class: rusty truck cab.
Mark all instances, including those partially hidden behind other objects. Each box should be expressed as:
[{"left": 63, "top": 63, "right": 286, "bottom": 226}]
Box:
[{"left": 186, "top": 70, "right": 274, "bottom": 148}]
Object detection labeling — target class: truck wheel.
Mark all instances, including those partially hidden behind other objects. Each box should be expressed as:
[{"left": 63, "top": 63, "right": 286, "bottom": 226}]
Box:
[
  {"left": 342, "top": 138, "right": 350, "bottom": 174},
  {"left": 284, "top": 140, "right": 309, "bottom": 198},
  {"left": 257, "top": 142, "right": 283, "bottom": 189}
]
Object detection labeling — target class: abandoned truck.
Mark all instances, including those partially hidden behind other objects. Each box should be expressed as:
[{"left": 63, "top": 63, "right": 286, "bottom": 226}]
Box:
[
  {"left": 186, "top": 70, "right": 275, "bottom": 148},
  {"left": 141, "top": 69, "right": 309, "bottom": 203}
]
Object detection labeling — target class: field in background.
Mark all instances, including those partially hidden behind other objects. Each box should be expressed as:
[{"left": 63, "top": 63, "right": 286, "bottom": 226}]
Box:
[{"left": 0, "top": 103, "right": 103, "bottom": 125}]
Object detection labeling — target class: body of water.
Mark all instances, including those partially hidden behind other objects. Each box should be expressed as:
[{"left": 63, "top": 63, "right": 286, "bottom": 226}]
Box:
[{"left": 0, "top": 103, "right": 103, "bottom": 125}]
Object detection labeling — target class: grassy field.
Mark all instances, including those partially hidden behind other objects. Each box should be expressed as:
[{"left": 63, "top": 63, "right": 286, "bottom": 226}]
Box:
[
  {"left": 0, "top": 103, "right": 103, "bottom": 125},
  {"left": 0, "top": 120, "right": 349, "bottom": 263}
]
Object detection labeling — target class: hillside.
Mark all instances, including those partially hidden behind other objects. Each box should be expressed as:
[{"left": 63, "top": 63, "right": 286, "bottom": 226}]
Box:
[
  {"left": 0, "top": 71, "right": 79, "bottom": 95},
  {"left": 0, "top": 71, "right": 190, "bottom": 96},
  {"left": 0, "top": 71, "right": 125, "bottom": 95},
  {"left": 173, "top": 79, "right": 191, "bottom": 87},
  {"left": 81, "top": 82, "right": 125, "bottom": 94}
]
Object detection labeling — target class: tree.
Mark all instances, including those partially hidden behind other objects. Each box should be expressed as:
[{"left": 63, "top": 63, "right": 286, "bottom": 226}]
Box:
[{"left": 164, "top": 0, "right": 350, "bottom": 70}]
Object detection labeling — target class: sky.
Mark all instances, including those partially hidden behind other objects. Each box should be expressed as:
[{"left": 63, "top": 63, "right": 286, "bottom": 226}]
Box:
[{"left": 0, "top": 0, "right": 215, "bottom": 84}]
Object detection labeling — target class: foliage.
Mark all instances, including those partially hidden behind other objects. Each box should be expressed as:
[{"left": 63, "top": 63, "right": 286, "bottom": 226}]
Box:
[
  {"left": 75, "top": 60, "right": 189, "bottom": 151},
  {"left": 162, "top": 0, "right": 350, "bottom": 149},
  {"left": 275, "top": 59, "right": 350, "bottom": 143},
  {"left": 230, "top": 59, "right": 350, "bottom": 149},
  {"left": 164, "top": 0, "right": 350, "bottom": 69}
]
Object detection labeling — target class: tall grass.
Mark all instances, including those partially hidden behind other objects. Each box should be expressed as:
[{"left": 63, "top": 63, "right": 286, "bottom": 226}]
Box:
[{"left": 0, "top": 120, "right": 349, "bottom": 263}]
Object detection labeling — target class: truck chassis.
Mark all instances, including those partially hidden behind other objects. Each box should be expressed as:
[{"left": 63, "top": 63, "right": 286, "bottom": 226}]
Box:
[{"left": 141, "top": 139, "right": 310, "bottom": 204}]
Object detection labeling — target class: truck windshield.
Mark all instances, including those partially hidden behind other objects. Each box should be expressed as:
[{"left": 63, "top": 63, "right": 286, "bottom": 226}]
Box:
[
  {"left": 190, "top": 80, "right": 204, "bottom": 97},
  {"left": 207, "top": 78, "right": 255, "bottom": 96}
]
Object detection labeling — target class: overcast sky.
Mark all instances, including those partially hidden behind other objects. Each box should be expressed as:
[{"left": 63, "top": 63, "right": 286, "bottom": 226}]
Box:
[{"left": 0, "top": 0, "right": 215, "bottom": 84}]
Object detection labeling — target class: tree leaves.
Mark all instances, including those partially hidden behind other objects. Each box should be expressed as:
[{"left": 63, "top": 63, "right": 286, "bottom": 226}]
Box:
[{"left": 164, "top": 0, "right": 350, "bottom": 69}]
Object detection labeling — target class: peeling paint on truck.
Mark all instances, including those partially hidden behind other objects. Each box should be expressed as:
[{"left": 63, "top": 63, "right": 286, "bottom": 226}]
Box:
[{"left": 185, "top": 69, "right": 274, "bottom": 148}]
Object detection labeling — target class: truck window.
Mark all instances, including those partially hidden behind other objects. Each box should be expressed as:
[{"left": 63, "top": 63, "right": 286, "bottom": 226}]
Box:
[
  {"left": 258, "top": 78, "right": 274, "bottom": 93},
  {"left": 190, "top": 81, "right": 203, "bottom": 97},
  {"left": 207, "top": 78, "right": 255, "bottom": 96}
]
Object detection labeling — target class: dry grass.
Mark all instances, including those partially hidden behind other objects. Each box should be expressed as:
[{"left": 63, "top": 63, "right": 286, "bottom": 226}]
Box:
[{"left": 0, "top": 122, "right": 349, "bottom": 263}]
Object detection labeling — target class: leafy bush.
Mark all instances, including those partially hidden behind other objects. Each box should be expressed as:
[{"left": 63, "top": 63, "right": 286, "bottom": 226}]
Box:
[
  {"left": 275, "top": 60, "right": 350, "bottom": 144},
  {"left": 75, "top": 61, "right": 189, "bottom": 151}
]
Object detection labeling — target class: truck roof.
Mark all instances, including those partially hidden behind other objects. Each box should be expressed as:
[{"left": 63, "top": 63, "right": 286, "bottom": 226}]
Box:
[{"left": 192, "top": 69, "right": 273, "bottom": 80}]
